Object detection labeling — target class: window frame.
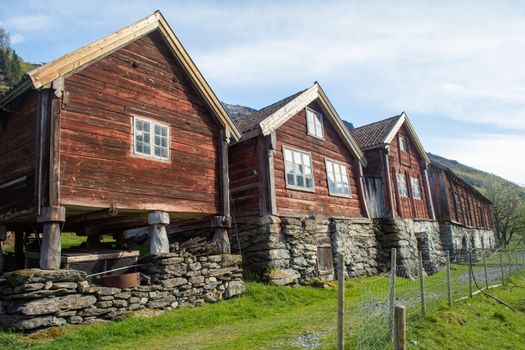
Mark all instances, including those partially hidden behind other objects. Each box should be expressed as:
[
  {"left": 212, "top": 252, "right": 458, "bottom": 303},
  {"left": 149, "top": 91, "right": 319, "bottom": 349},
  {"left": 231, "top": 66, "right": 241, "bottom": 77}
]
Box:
[
  {"left": 133, "top": 116, "right": 170, "bottom": 161},
  {"left": 396, "top": 172, "right": 409, "bottom": 198},
  {"left": 399, "top": 135, "right": 409, "bottom": 152},
  {"left": 324, "top": 158, "right": 352, "bottom": 198},
  {"left": 410, "top": 176, "right": 422, "bottom": 200},
  {"left": 305, "top": 107, "right": 324, "bottom": 140},
  {"left": 282, "top": 145, "right": 316, "bottom": 193}
]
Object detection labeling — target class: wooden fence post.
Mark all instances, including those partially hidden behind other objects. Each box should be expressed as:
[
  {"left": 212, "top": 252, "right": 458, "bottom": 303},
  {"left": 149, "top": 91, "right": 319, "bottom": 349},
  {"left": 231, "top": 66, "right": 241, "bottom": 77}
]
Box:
[
  {"left": 418, "top": 250, "right": 426, "bottom": 318},
  {"left": 482, "top": 249, "right": 488, "bottom": 289},
  {"left": 508, "top": 249, "right": 513, "bottom": 275},
  {"left": 446, "top": 250, "right": 452, "bottom": 306},
  {"left": 499, "top": 250, "right": 505, "bottom": 286},
  {"left": 337, "top": 254, "right": 344, "bottom": 350},
  {"left": 394, "top": 305, "right": 406, "bottom": 350},
  {"left": 389, "top": 248, "right": 397, "bottom": 338},
  {"left": 468, "top": 251, "right": 473, "bottom": 298}
]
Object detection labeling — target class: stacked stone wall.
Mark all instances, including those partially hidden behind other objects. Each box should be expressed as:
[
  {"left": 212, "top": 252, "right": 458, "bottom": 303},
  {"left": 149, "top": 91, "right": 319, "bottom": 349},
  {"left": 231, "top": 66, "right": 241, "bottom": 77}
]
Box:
[
  {"left": 439, "top": 222, "right": 496, "bottom": 259},
  {"left": 0, "top": 253, "right": 244, "bottom": 332}
]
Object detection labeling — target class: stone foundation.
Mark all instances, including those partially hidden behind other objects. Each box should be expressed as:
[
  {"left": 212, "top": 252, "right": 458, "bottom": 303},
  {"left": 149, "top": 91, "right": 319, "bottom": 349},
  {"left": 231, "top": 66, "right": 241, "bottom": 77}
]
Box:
[
  {"left": 376, "top": 218, "right": 446, "bottom": 277},
  {"left": 0, "top": 252, "right": 244, "bottom": 332},
  {"left": 439, "top": 222, "right": 496, "bottom": 260},
  {"left": 230, "top": 215, "right": 378, "bottom": 285}
]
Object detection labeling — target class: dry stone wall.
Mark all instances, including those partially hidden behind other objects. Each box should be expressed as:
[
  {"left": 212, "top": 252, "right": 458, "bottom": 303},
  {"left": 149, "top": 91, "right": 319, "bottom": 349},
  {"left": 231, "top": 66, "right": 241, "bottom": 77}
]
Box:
[
  {"left": 439, "top": 222, "right": 496, "bottom": 260},
  {"left": 0, "top": 253, "right": 244, "bottom": 332}
]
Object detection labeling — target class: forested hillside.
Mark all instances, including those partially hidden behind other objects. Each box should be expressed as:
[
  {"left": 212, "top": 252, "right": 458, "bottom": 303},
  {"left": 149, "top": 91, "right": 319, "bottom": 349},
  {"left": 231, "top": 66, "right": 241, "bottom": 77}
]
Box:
[{"left": 0, "top": 27, "right": 38, "bottom": 93}]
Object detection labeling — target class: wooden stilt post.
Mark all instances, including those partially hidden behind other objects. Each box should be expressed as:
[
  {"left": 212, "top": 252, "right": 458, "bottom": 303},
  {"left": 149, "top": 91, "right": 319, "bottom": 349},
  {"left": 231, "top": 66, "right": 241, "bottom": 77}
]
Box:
[
  {"left": 418, "top": 250, "right": 426, "bottom": 318},
  {"left": 14, "top": 231, "right": 25, "bottom": 269},
  {"left": 211, "top": 216, "right": 232, "bottom": 254},
  {"left": 38, "top": 206, "right": 66, "bottom": 270},
  {"left": 337, "top": 254, "right": 344, "bottom": 350},
  {"left": 0, "top": 226, "right": 6, "bottom": 273},
  {"left": 446, "top": 250, "right": 452, "bottom": 306},
  {"left": 394, "top": 305, "right": 406, "bottom": 350},
  {"left": 148, "top": 211, "right": 170, "bottom": 254}
]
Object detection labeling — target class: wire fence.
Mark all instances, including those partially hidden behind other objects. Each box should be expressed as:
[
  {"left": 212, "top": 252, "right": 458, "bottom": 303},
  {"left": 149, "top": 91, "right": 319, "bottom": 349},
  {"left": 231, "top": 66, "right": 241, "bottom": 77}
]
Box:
[{"left": 343, "top": 246, "right": 525, "bottom": 350}]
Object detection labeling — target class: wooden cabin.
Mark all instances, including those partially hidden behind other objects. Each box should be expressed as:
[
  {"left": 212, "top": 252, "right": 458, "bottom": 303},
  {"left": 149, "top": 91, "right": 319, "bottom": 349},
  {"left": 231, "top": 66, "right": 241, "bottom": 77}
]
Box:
[
  {"left": 349, "top": 112, "right": 435, "bottom": 220},
  {"left": 0, "top": 11, "right": 241, "bottom": 271},
  {"left": 429, "top": 161, "right": 495, "bottom": 254},
  {"left": 227, "top": 83, "right": 377, "bottom": 284}
]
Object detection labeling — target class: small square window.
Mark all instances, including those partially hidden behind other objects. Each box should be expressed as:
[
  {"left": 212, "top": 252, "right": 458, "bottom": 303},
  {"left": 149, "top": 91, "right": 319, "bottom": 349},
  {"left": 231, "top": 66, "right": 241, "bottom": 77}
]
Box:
[
  {"left": 284, "top": 147, "right": 314, "bottom": 191},
  {"left": 134, "top": 117, "right": 169, "bottom": 160},
  {"left": 411, "top": 177, "right": 422, "bottom": 200},
  {"left": 326, "top": 159, "right": 351, "bottom": 197},
  {"left": 306, "top": 108, "right": 324, "bottom": 139},
  {"left": 397, "top": 173, "right": 408, "bottom": 198}
]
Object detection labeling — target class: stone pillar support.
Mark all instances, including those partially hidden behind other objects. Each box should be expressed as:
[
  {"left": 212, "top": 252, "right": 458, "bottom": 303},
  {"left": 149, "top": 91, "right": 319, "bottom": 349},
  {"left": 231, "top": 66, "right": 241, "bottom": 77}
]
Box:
[
  {"left": 148, "top": 211, "right": 170, "bottom": 254},
  {"left": 37, "top": 206, "right": 66, "bottom": 270},
  {"left": 212, "top": 215, "right": 232, "bottom": 254}
]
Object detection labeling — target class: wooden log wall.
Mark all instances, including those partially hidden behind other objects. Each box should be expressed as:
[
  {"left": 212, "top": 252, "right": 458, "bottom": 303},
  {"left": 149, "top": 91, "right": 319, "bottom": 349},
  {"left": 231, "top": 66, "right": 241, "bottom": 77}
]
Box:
[
  {"left": 59, "top": 31, "right": 221, "bottom": 216},
  {"left": 273, "top": 101, "right": 365, "bottom": 218},
  {"left": 388, "top": 125, "right": 431, "bottom": 219},
  {"left": 0, "top": 91, "right": 38, "bottom": 224}
]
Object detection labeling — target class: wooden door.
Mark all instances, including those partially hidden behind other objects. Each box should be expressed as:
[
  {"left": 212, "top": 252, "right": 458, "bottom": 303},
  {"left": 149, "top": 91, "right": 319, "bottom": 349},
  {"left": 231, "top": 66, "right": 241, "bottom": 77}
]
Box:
[
  {"left": 364, "top": 177, "right": 386, "bottom": 218},
  {"left": 316, "top": 235, "right": 334, "bottom": 280}
]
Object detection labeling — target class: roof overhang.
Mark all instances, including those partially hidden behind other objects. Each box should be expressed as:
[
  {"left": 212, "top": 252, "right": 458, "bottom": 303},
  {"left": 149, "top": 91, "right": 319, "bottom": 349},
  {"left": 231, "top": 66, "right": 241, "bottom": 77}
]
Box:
[
  {"left": 0, "top": 11, "right": 241, "bottom": 140},
  {"left": 254, "top": 83, "right": 366, "bottom": 166}
]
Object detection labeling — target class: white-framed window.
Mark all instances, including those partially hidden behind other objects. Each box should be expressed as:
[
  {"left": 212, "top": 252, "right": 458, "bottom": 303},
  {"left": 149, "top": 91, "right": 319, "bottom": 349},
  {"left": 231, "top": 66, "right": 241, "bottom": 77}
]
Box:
[
  {"left": 411, "top": 177, "right": 422, "bottom": 200},
  {"left": 283, "top": 146, "right": 314, "bottom": 191},
  {"left": 325, "top": 159, "right": 351, "bottom": 197},
  {"left": 306, "top": 107, "right": 324, "bottom": 139},
  {"left": 396, "top": 173, "right": 408, "bottom": 198},
  {"left": 133, "top": 117, "right": 169, "bottom": 160},
  {"left": 399, "top": 135, "right": 408, "bottom": 152}
]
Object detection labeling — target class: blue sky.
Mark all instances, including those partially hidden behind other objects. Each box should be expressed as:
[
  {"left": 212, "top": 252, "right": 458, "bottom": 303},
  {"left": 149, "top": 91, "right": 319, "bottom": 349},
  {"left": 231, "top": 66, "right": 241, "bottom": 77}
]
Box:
[{"left": 1, "top": 0, "right": 524, "bottom": 184}]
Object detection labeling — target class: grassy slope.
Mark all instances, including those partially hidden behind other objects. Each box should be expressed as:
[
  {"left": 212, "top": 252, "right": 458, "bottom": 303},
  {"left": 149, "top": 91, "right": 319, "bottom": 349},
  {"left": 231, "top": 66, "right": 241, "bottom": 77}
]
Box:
[{"left": 1, "top": 271, "right": 523, "bottom": 350}]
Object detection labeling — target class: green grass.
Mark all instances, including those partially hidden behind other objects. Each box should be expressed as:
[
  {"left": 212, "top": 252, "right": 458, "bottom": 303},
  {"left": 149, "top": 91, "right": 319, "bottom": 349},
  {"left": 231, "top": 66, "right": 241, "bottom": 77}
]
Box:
[
  {"left": 1, "top": 272, "right": 524, "bottom": 349},
  {"left": 3, "top": 233, "right": 115, "bottom": 253}
]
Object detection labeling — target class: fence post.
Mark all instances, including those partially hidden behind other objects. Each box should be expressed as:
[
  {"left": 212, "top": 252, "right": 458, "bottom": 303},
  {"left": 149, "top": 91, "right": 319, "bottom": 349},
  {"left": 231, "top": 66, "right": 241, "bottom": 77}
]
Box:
[
  {"left": 468, "top": 250, "right": 473, "bottom": 298},
  {"left": 482, "top": 249, "right": 489, "bottom": 289},
  {"left": 508, "top": 249, "right": 513, "bottom": 275},
  {"left": 499, "top": 250, "right": 505, "bottom": 286},
  {"left": 418, "top": 250, "right": 426, "bottom": 318},
  {"left": 337, "top": 254, "right": 344, "bottom": 350},
  {"left": 394, "top": 305, "right": 406, "bottom": 350},
  {"left": 389, "top": 248, "right": 397, "bottom": 338},
  {"left": 446, "top": 250, "right": 452, "bottom": 306}
]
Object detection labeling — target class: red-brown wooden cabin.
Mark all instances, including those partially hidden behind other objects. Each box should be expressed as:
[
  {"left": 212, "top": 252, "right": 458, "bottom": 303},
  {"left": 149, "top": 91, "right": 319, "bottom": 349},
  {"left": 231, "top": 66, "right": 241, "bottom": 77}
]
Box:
[
  {"left": 429, "top": 161, "right": 495, "bottom": 254},
  {"left": 227, "top": 83, "right": 373, "bottom": 283},
  {"left": 349, "top": 113, "right": 435, "bottom": 220},
  {"left": 0, "top": 12, "right": 241, "bottom": 270}
]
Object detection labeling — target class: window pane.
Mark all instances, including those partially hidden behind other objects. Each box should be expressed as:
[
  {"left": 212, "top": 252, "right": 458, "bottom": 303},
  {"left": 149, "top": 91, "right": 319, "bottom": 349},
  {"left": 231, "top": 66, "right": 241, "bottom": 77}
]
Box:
[
  {"left": 144, "top": 144, "right": 150, "bottom": 155},
  {"left": 305, "top": 175, "right": 313, "bottom": 189},
  {"left": 155, "top": 135, "right": 161, "bottom": 146},
  {"left": 143, "top": 122, "right": 150, "bottom": 133},
  {"left": 284, "top": 149, "right": 293, "bottom": 162},
  {"left": 296, "top": 174, "right": 304, "bottom": 187}
]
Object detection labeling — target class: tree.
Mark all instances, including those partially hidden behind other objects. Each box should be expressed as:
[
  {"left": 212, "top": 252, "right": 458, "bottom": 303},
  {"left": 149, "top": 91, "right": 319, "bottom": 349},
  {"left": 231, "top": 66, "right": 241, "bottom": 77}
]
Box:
[
  {"left": 484, "top": 180, "right": 525, "bottom": 247},
  {"left": 0, "top": 26, "right": 23, "bottom": 88},
  {"left": 0, "top": 27, "right": 10, "bottom": 48}
]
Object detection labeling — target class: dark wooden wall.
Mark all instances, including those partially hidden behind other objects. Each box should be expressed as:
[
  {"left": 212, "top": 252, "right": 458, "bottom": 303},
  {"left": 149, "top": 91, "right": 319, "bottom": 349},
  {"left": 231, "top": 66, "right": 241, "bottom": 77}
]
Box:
[
  {"left": 388, "top": 124, "right": 431, "bottom": 219},
  {"left": 229, "top": 136, "right": 261, "bottom": 219},
  {"left": 273, "top": 101, "right": 365, "bottom": 218},
  {"left": 59, "top": 30, "right": 221, "bottom": 218},
  {"left": 429, "top": 164, "right": 492, "bottom": 229},
  {"left": 0, "top": 91, "right": 38, "bottom": 223}
]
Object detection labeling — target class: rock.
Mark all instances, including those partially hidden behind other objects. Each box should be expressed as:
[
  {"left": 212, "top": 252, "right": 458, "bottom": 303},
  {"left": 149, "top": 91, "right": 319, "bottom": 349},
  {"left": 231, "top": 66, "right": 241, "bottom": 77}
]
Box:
[
  {"left": 51, "top": 282, "right": 79, "bottom": 290},
  {"left": 207, "top": 255, "right": 222, "bottom": 263},
  {"left": 224, "top": 281, "right": 245, "bottom": 299},
  {"left": 189, "top": 262, "right": 202, "bottom": 271},
  {"left": 4, "top": 288, "right": 76, "bottom": 300},
  {"left": 0, "top": 315, "right": 66, "bottom": 331},
  {"left": 266, "top": 269, "right": 299, "bottom": 286},
  {"left": 113, "top": 299, "right": 127, "bottom": 308},
  {"left": 4, "top": 269, "right": 87, "bottom": 287},
  {"left": 96, "top": 287, "right": 121, "bottom": 296},
  {"left": 161, "top": 278, "right": 187, "bottom": 288},
  {"left": 204, "top": 290, "right": 222, "bottom": 303},
  {"left": 220, "top": 254, "right": 242, "bottom": 267},
  {"left": 114, "top": 292, "right": 132, "bottom": 299},
  {"left": 69, "top": 316, "right": 83, "bottom": 324},
  {"left": 95, "top": 301, "right": 113, "bottom": 308},
  {"left": 80, "top": 306, "right": 116, "bottom": 317},
  {"left": 10, "top": 294, "right": 97, "bottom": 316}
]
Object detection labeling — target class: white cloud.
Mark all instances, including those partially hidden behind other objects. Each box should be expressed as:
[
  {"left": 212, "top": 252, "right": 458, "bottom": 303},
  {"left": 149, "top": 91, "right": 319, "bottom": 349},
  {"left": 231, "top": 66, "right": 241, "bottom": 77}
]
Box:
[
  {"left": 9, "top": 33, "right": 25, "bottom": 44},
  {"left": 3, "top": 14, "right": 53, "bottom": 32}
]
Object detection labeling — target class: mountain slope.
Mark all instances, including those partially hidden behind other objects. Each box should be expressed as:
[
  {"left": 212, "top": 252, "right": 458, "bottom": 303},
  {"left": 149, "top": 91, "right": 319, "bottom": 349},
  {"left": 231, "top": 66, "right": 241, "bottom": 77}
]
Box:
[{"left": 428, "top": 153, "right": 525, "bottom": 200}]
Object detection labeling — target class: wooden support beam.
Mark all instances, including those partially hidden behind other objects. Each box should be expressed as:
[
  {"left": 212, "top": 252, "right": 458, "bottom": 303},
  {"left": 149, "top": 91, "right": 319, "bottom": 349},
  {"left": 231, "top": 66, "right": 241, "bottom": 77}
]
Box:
[
  {"left": 40, "top": 222, "right": 62, "bottom": 269},
  {"left": 0, "top": 226, "right": 5, "bottom": 273},
  {"left": 383, "top": 147, "right": 396, "bottom": 219},
  {"left": 355, "top": 160, "right": 370, "bottom": 219},
  {"left": 211, "top": 215, "right": 231, "bottom": 254},
  {"left": 424, "top": 167, "right": 436, "bottom": 220},
  {"left": 219, "top": 129, "right": 231, "bottom": 218},
  {"left": 266, "top": 133, "right": 277, "bottom": 216},
  {"left": 66, "top": 207, "right": 120, "bottom": 226}
]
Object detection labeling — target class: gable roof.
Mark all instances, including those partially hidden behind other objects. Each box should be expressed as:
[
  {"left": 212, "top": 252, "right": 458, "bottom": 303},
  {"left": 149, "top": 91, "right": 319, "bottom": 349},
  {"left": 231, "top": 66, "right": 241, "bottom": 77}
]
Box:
[
  {"left": 349, "top": 112, "right": 430, "bottom": 164},
  {"left": 0, "top": 11, "right": 241, "bottom": 140},
  {"left": 231, "top": 82, "right": 366, "bottom": 166},
  {"left": 430, "top": 161, "right": 492, "bottom": 204}
]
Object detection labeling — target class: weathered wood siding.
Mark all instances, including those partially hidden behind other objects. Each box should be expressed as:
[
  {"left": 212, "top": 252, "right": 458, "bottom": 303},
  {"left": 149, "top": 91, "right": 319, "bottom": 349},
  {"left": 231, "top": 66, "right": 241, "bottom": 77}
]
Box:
[
  {"left": 430, "top": 164, "right": 493, "bottom": 230},
  {"left": 362, "top": 148, "right": 388, "bottom": 218},
  {"left": 388, "top": 125, "right": 431, "bottom": 219},
  {"left": 229, "top": 136, "right": 261, "bottom": 219},
  {"left": 0, "top": 91, "right": 38, "bottom": 222},
  {"left": 273, "top": 101, "right": 365, "bottom": 218},
  {"left": 59, "top": 31, "right": 221, "bottom": 216}
]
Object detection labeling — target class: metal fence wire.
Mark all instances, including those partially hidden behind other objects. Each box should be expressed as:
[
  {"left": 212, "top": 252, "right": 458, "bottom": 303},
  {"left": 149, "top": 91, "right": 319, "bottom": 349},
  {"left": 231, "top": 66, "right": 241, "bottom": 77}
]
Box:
[{"left": 346, "top": 247, "right": 525, "bottom": 350}]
